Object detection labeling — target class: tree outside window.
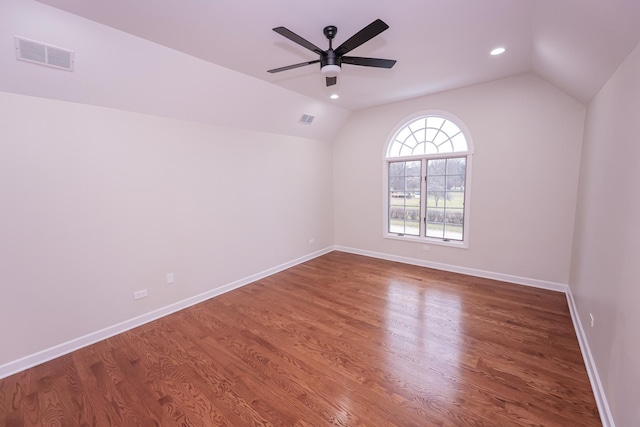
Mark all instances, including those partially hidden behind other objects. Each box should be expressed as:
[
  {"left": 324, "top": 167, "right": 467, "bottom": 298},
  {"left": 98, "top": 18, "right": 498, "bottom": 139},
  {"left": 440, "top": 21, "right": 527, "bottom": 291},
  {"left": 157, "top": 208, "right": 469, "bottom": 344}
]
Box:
[{"left": 385, "top": 114, "right": 472, "bottom": 245}]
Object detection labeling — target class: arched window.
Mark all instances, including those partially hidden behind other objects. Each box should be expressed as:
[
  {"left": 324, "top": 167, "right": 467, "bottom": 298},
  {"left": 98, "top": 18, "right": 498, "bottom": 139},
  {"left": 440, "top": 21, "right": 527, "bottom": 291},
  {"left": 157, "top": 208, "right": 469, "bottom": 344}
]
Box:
[{"left": 385, "top": 113, "right": 473, "bottom": 246}]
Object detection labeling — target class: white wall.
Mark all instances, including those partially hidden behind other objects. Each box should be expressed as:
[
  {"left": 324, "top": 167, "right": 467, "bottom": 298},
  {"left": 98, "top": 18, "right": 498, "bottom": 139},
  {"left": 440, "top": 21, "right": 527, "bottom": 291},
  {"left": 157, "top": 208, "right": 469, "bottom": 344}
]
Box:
[
  {"left": 333, "top": 74, "right": 586, "bottom": 285},
  {"left": 3, "top": 10, "right": 630, "bottom": 425},
  {"left": 570, "top": 42, "right": 640, "bottom": 426},
  {"left": 0, "top": 90, "right": 334, "bottom": 366},
  {"left": 0, "top": 0, "right": 350, "bottom": 141}
]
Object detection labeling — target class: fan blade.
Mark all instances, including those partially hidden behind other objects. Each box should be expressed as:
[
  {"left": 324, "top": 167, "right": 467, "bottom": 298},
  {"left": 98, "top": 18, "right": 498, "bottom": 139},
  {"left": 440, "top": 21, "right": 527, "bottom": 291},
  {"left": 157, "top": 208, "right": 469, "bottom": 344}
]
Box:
[
  {"left": 341, "top": 56, "right": 396, "bottom": 68},
  {"left": 268, "top": 59, "right": 320, "bottom": 73},
  {"left": 326, "top": 76, "right": 337, "bottom": 86},
  {"left": 273, "top": 27, "right": 324, "bottom": 55},
  {"left": 334, "top": 19, "right": 389, "bottom": 56}
]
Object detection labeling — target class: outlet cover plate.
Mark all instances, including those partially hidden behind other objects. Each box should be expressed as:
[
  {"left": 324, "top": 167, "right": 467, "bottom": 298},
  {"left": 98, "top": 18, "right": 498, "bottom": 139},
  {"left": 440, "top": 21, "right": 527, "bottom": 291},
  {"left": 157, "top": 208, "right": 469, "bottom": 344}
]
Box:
[{"left": 134, "top": 290, "right": 148, "bottom": 300}]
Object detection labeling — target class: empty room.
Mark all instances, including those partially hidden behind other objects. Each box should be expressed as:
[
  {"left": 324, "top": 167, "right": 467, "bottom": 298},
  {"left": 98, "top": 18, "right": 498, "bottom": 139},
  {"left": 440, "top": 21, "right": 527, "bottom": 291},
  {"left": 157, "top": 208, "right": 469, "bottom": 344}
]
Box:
[{"left": 1, "top": 0, "right": 639, "bottom": 426}]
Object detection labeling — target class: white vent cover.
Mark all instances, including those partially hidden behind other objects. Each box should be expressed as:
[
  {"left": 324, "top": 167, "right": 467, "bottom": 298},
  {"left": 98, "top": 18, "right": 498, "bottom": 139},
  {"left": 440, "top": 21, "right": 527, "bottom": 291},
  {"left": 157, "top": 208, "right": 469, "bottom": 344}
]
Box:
[
  {"left": 299, "top": 114, "right": 315, "bottom": 125},
  {"left": 14, "top": 36, "right": 74, "bottom": 71}
]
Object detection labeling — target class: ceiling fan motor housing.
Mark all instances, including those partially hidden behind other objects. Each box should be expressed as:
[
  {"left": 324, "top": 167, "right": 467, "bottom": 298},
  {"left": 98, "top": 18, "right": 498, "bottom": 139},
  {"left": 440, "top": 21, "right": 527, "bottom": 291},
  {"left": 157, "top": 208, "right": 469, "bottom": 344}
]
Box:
[
  {"left": 268, "top": 19, "right": 395, "bottom": 86},
  {"left": 321, "top": 49, "right": 341, "bottom": 67},
  {"left": 321, "top": 25, "right": 341, "bottom": 75}
]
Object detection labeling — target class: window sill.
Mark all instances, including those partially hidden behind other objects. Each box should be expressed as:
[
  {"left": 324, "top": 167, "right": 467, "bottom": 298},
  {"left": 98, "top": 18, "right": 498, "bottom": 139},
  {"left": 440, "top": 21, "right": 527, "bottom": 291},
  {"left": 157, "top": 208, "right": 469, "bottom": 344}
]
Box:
[{"left": 383, "top": 233, "right": 469, "bottom": 249}]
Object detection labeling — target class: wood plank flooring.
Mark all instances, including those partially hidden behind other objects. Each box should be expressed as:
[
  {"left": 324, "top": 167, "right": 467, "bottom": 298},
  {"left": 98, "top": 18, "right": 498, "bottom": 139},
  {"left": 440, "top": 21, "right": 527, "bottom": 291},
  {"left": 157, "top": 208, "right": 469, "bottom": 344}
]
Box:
[{"left": 0, "top": 251, "right": 601, "bottom": 426}]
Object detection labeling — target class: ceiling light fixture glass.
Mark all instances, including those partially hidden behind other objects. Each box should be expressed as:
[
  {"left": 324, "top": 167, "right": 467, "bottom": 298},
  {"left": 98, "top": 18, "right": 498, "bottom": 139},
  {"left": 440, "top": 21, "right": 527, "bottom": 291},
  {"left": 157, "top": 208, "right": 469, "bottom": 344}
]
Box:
[
  {"left": 321, "top": 64, "right": 341, "bottom": 78},
  {"left": 490, "top": 47, "right": 506, "bottom": 56},
  {"left": 330, "top": 94, "right": 339, "bottom": 100}
]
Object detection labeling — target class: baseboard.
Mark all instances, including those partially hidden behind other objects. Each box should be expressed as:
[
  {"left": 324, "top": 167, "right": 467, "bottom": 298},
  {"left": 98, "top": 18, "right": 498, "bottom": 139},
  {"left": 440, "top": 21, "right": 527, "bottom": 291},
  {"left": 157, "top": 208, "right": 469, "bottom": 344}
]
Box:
[
  {"left": 0, "top": 247, "right": 334, "bottom": 380},
  {"left": 566, "top": 288, "right": 615, "bottom": 427},
  {"left": 1, "top": 245, "right": 614, "bottom": 427},
  {"left": 334, "top": 246, "right": 568, "bottom": 293},
  {"left": 334, "top": 245, "right": 611, "bottom": 426}
]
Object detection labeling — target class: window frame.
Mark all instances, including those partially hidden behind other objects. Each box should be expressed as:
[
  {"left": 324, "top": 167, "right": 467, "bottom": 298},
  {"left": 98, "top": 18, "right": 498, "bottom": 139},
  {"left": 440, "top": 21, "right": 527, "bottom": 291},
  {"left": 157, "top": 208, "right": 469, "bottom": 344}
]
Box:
[{"left": 382, "top": 111, "right": 473, "bottom": 248}]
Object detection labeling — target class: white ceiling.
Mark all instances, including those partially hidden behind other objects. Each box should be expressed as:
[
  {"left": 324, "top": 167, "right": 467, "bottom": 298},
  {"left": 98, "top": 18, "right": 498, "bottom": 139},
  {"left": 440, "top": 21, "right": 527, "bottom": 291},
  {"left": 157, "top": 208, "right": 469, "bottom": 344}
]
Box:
[{"left": 36, "top": 0, "right": 640, "bottom": 111}]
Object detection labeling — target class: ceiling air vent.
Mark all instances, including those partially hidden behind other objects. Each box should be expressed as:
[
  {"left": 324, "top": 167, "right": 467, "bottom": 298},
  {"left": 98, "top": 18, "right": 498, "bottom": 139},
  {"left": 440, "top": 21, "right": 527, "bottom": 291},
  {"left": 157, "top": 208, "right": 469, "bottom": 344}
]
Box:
[
  {"left": 14, "top": 36, "right": 74, "bottom": 71},
  {"left": 299, "top": 113, "right": 315, "bottom": 125}
]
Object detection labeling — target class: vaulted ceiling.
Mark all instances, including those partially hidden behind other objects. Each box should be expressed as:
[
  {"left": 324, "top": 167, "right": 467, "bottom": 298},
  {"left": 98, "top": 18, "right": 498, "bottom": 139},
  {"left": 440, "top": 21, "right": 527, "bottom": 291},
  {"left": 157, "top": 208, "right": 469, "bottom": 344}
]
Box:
[{"left": 35, "top": 0, "right": 640, "bottom": 111}]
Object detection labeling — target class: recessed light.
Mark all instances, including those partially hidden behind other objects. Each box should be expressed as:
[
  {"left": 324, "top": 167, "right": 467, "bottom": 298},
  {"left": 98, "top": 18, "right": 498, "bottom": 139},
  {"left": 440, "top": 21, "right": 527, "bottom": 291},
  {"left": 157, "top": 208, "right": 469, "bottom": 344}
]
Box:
[
  {"left": 330, "top": 94, "right": 339, "bottom": 100},
  {"left": 490, "top": 47, "right": 506, "bottom": 56}
]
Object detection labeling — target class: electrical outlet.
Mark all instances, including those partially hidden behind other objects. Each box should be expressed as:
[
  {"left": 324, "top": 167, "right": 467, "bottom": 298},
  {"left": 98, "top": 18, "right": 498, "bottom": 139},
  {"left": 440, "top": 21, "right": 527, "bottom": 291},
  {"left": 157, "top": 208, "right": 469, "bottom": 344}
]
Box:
[
  {"left": 308, "top": 238, "right": 315, "bottom": 245},
  {"left": 166, "top": 273, "right": 175, "bottom": 285},
  {"left": 589, "top": 313, "right": 595, "bottom": 328},
  {"left": 133, "top": 289, "right": 148, "bottom": 300}
]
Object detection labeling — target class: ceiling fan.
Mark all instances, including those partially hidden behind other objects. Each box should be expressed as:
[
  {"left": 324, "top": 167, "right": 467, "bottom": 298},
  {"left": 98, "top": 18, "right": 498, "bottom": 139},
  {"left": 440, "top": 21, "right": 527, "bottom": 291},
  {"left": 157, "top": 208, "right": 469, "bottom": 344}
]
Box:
[{"left": 267, "top": 19, "right": 396, "bottom": 87}]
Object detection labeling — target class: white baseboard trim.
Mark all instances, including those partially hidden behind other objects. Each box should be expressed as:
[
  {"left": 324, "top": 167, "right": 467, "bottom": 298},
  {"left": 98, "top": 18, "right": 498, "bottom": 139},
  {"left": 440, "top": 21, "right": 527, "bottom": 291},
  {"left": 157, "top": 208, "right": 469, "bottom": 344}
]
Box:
[
  {"left": 334, "top": 245, "right": 611, "bottom": 426},
  {"left": 334, "top": 246, "right": 568, "bottom": 293},
  {"left": 1, "top": 245, "right": 614, "bottom": 427},
  {"left": 566, "top": 288, "right": 615, "bottom": 427},
  {"left": 0, "top": 247, "right": 334, "bottom": 380}
]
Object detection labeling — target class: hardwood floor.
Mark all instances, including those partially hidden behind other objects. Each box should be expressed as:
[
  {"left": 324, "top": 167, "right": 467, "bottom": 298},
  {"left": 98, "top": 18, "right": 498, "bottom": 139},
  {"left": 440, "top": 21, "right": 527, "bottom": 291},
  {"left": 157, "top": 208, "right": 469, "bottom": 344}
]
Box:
[{"left": 0, "top": 252, "right": 601, "bottom": 426}]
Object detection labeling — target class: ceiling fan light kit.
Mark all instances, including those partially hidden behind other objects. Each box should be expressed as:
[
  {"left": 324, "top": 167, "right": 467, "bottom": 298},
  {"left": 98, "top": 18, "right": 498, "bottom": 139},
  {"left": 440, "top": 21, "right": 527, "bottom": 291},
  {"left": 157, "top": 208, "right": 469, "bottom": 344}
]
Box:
[
  {"left": 268, "top": 19, "right": 396, "bottom": 87},
  {"left": 321, "top": 64, "right": 341, "bottom": 77}
]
